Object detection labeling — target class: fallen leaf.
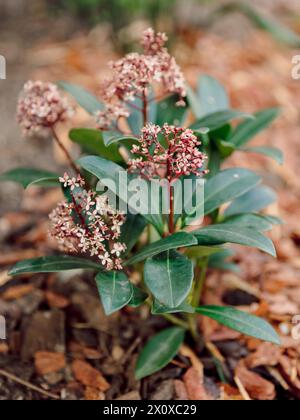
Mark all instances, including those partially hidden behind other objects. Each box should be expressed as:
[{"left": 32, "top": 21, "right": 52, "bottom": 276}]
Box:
[
  {"left": 116, "top": 391, "right": 141, "bottom": 400},
  {"left": 0, "top": 250, "right": 42, "bottom": 266},
  {"left": 45, "top": 291, "right": 70, "bottom": 309},
  {"left": 72, "top": 360, "right": 110, "bottom": 392},
  {"left": 183, "top": 367, "right": 213, "bottom": 400},
  {"left": 174, "top": 380, "right": 189, "bottom": 401},
  {"left": 84, "top": 387, "right": 105, "bottom": 401},
  {"left": 245, "top": 343, "right": 282, "bottom": 368},
  {"left": 35, "top": 351, "right": 66, "bottom": 375},
  {"left": 180, "top": 345, "right": 204, "bottom": 376},
  {"left": 1, "top": 284, "right": 35, "bottom": 301},
  {"left": 235, "top": 363, "right": 276, "bottom": 400},
  {"left": 0, "top": 343, "right": 9, "bottom": 354}
]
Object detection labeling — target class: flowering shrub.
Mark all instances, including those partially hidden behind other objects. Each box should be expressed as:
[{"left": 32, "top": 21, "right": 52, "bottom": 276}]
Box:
[{"left": 1, "top": 29, "right": 283, "bottom": 380}]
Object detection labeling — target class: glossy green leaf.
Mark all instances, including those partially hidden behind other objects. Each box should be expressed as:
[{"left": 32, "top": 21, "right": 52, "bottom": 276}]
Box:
[
  {"left": 95, "top": 271, "right": 133, "bottom": 316},
  {"left": 208, "top": 249, "right": 240, "bottom": 273},
  {"left": 126, "top": 232, "right": 197, "bottom": 266},
  {"left": 152, "top": 300, "right": 195, "bottom": 314},
  {"left": 229, "top": 108, "right": 280, "bottom": 147},
  {"left": 135, "top": 327, "right": 185, "bottom": 380},
  {"left": 215, "top": 140, "right": 236, "bottom": 159},
  {"left": 78, "top": 155, "right": 164, "bottom": 234},
  {"left": 185, "top": 245, "right": 224, "bottom": 259},
  {"left": 156, "top": 95, "right": 187, "bottom": 126},
  {"left": 241, "top": 146, "right": 283, "bottom": 165},
  {"left": 204, "top": 168, "right": 261, "bottom": 215},
  {"left": 190, "top": 110, "right": 253, "bottom": 133},
  {"left": 58, "top": 81, "right": 103, "bottom": 114},
  {"left": 69, "top": 128, "right": 123, "bottom": 162},
  {"left": 222, "top": 213, "right": 275, "bottom": 231},
  {"left": 193, "top": 225, "right": 276, "bottom": 257},
  {"left": 0, "top": 168, "right": 59, "bottom": 189},
  {"left": 9, "top": 256, "right": 101, "bottom": 276},
  {"left": 103, "top": 132, "right": 138, "bottom": 148},
  {"left": 196, "top": 305, "right": 280, "bottom": 345},
  {"left": 128, "top": 286, "right": 149, "bottom": 308},
  {"left": 224, "top": 185, "right": 277, "bottom": 217},
  {"left": 120, "top": 214, "right": 147, "bottom": 254},
  {"left": 144, "top": 250, "right": 194, "bottom": 308},
  {"left": 197, "top": 75, "right": 230, "bottom": 118}
]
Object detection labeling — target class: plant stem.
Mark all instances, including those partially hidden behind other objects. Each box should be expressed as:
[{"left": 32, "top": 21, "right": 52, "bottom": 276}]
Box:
[
  {"left": 162, "top": 314, "right": 189, "bottom": 330},
  {"left": 192, "top": 257, "right": 209, "bottom": 308},
  {"left": 52, "top": 127, "right": 80, "bottom": 174},
  {"left": 168, "top": 185, "right": 175, "bottom": 234},
  {"left": 142, "top": 90, "right": 148, "bottom": 126},
  {"left": 187, "top": 257, "right": 209, "bottom": 341}
]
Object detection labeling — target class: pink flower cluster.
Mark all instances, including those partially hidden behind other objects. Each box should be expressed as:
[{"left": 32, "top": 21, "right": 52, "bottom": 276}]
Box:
[
  {"left": 49, "top": 174, "right": 126, "bottom": 271},
  {"left": 17, "top": 81, "right": 72, "bottom": 136},
  {"left": 95, "top": 28, "right": 186, "bottom": 130},
  {"left": 128, "top": 123, "right": 208, "bottom": 180}
]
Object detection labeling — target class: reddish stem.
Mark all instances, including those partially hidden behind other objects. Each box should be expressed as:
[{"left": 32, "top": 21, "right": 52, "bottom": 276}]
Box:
[
  {"left": 52, "top": 127, "right": 80, "bottom": 174},
  {"left": 142, "top": 90, "right": 148, "bottom": 127}
]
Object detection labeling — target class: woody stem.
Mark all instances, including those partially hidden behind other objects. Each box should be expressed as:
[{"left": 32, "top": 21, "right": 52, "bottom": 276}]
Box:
[{"left": 52, "top": 127, "right": 80, "bottom": 174}]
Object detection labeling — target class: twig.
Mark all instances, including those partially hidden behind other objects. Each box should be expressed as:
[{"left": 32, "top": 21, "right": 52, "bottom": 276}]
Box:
[
  {"left": 0, "top": 368, "right": 60, "bottom": 400},
  {"left": 234, "top": 375, "right": 251, "bottom": 401},
  {"left": 120, "top": 337, "right": 142, "bottom": 365}
]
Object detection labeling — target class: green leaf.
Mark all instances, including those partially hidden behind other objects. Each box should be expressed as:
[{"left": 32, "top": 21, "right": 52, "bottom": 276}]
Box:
[
  {"left": 9, "top": 256, "right": 101, "bottom": 276},
  {"left": 120, "top": 214, "right": 147, "bottom": 254},
  {"left": 95, "top": 271, "right": 133, "bottom": 316},
  {"left": 152, "top": 300, "right": 195, "bottom": 314},
  {"left": 58, "top": 81, "right": 103, "bottom": 114},
  {"left": 78, "top": 155, "right": 165, "bottom": 235},
  {"left": 0, "top": 168, "right": 59, "bottom": 189},
  {"left": 235, "top": 3, "right": 300, "bottom": 48},
  {"left": 144, "top": 250, "right": 194, "bottom": 308},
  {"left": 229, "top": 108, "right": 280, "bottom": 147},
  {"left": 190, "top": 110, "right": 253, "bottom": 133},
  {"left": 193, "top": 225, "right": 276, "bottom": 257},
  {"left": 185, "top": 245, "right": 224, "bottom": 259},
  {"left": 224, "top": 185, "right": 277, "bottom": 217},
  {"left": 215, "top": 140, "right": 236, "bottom": 159},
  {"left": 208, "top": 249, "right": 240, "bottom": 273},
  {"left": 135, "top": 327, "right": 185, "bottom": 380},
  {"left": 222, "top": 213, "right": 275, "bottom": 231},
  {"left": 125, "top": 232, "right": 197, "bottom": 266},
  {"left": 156, "top": 95, "right": 187, "bottom": 126},
  {"left": 78, "top": 155, "right": 124, "bottom": 186},
  {"left": 204, "top": 168, "right": 261, "bottom": 215},
  {"left": 103, "top": 133, "right": 138, "bottom": 148},
  {"left": 69, "top": 128, "right": 123, "bottom": 163},
  {"left": 128, "top": 286, "right": 148, "bottom": 308},
  {"left": 241, "top": 146, "right": 283, "bottom": 165},
  {"left": 196, "top": 306, "right": 280, "bottom": 345},
  {"left": 197, "top": 75, "right": 230, "bottom": 118}
]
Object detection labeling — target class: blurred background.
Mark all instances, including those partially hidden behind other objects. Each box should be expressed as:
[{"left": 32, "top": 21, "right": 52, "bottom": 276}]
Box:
[
  {"left": 1, "top": 0, "right": 300, "bottom": 213},
  {"left": 1, "top": 0, "right": 300, "bottom": 401}
]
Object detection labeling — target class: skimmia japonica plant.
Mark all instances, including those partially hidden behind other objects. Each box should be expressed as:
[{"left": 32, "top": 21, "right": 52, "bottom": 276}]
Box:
[{"left": 1, "top": 29, "right": 283, "bottom": 379}]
